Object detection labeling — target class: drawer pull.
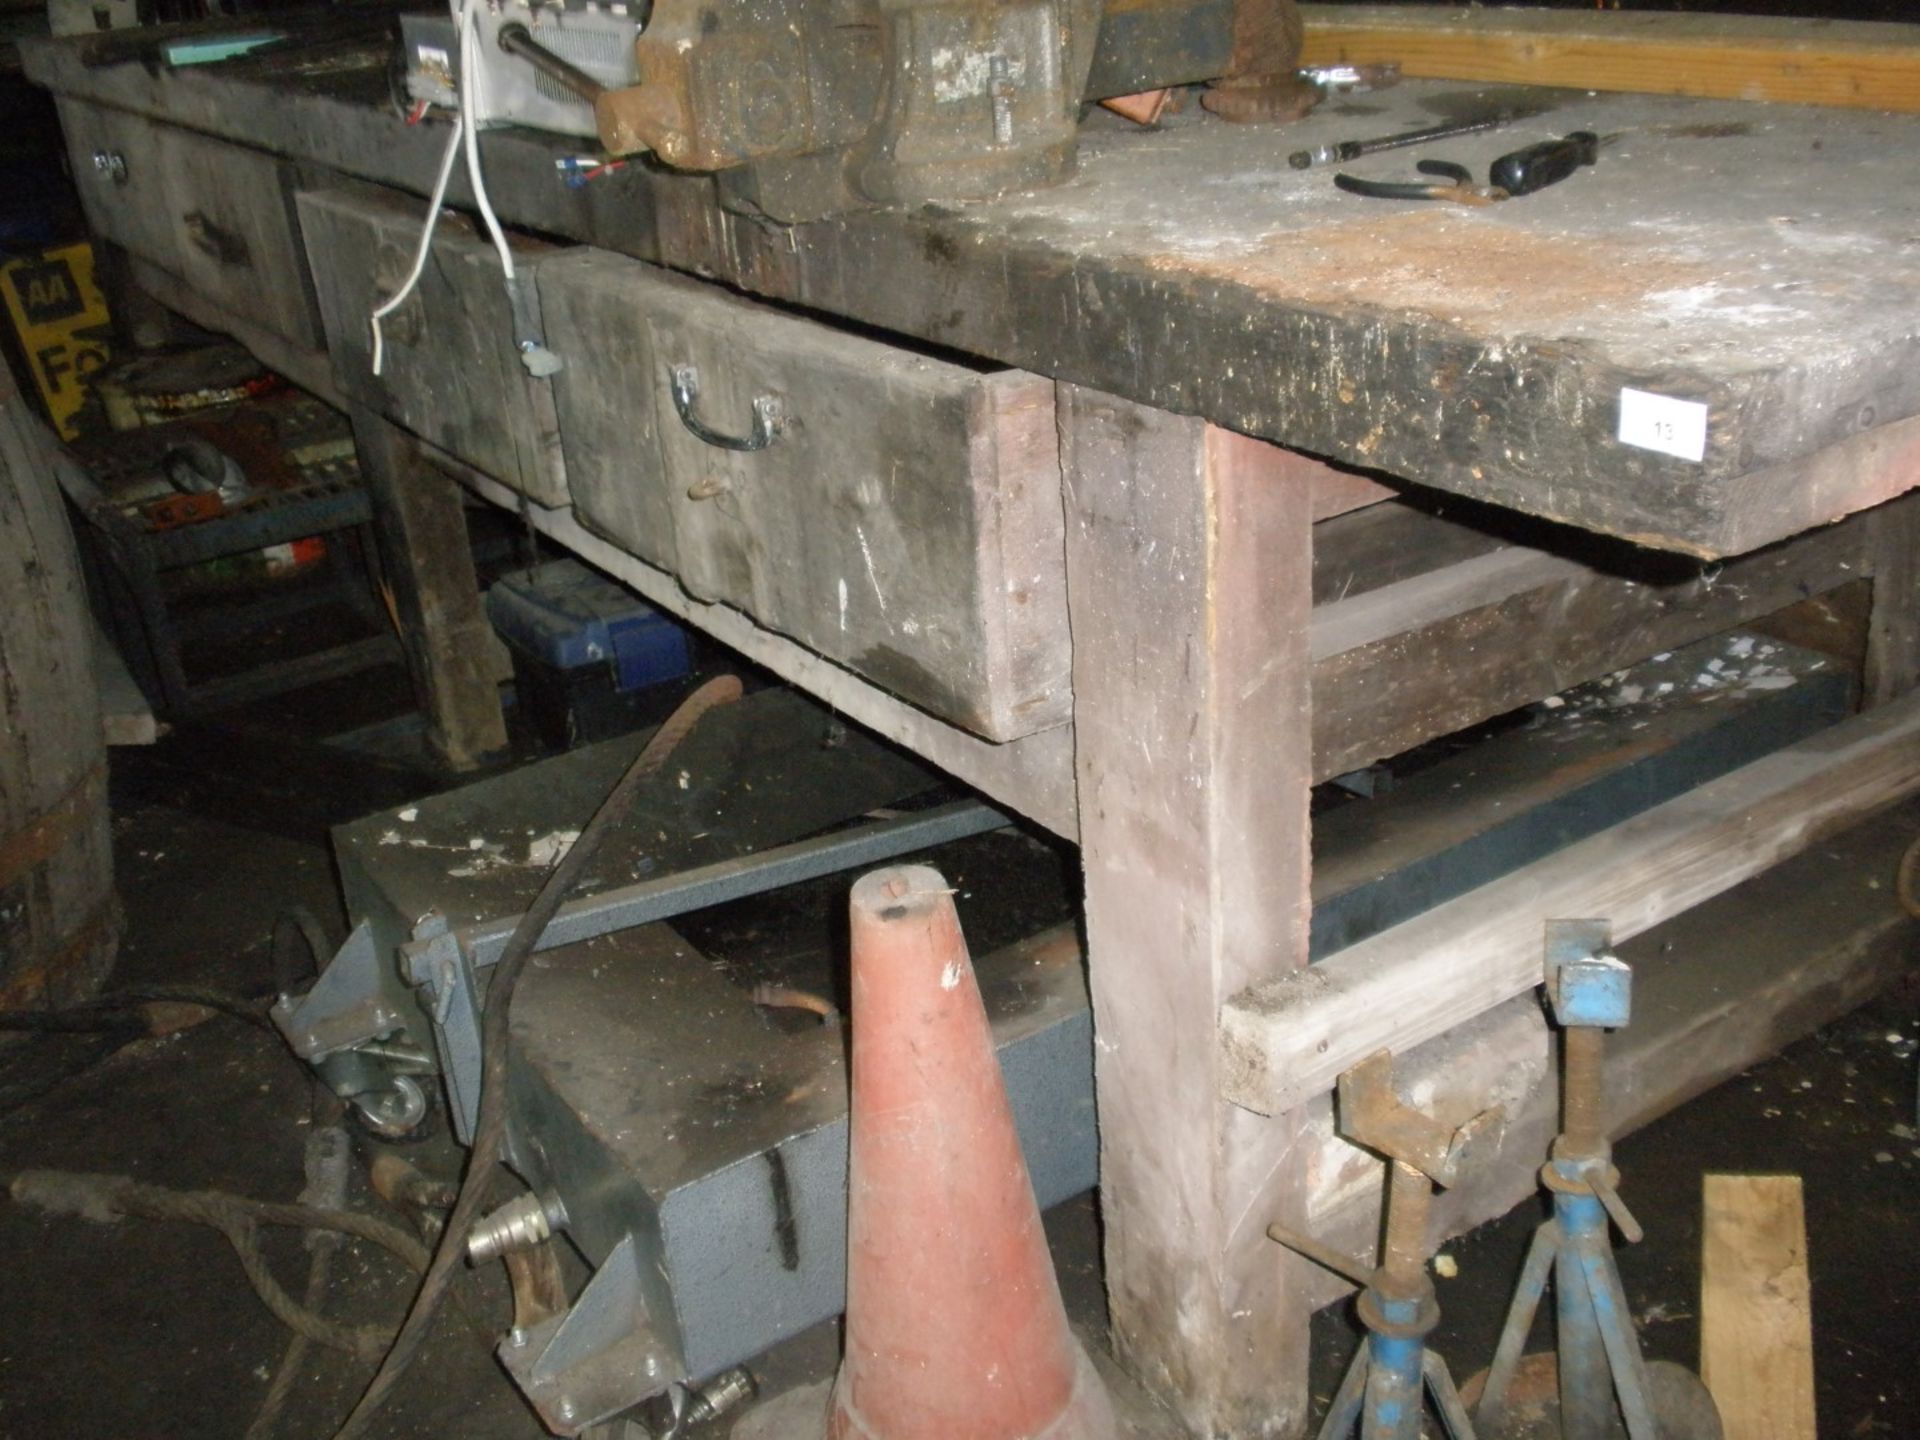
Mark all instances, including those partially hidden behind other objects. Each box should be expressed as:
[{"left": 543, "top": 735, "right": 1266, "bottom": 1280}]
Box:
[
  {"left": 670, "top": 364, "right": 782, "bottom": 452},
  {"left": 92, "top": 150, "right": 128, "bottom": 186},
  {"left": 183, "top": 212, "right": 251, "bottom": 267}
]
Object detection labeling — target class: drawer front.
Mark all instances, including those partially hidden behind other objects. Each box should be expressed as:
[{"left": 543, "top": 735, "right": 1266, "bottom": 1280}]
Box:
[
  {"left": 58, "top": 100, "right": 183, "bottom": 275},
  {"left": 541, "top": 248, "right": 1071, "bottom": 743},
  {"left": 297, "top": 185, "right": 567, "bottom": 505},
  {"left": 158, "top": 128, "right": 322, "bottom": 351}
]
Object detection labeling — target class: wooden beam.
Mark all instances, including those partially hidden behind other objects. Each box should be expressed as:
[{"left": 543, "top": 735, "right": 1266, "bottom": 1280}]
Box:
[
  {"left": 1309, "top": 516, "right": 1862, "bottom": 783},
  {"left": 1298, "top": 5, "right": 1920, "bottom": 113},
  {"left": 1864, "top": 492, "right": 1920, "bottom": 707},
  {"left": 440, "top": 458, "right": 1080, "bottom": 840},
  {"left": 349, "top": 408, "right": 508, "bottom": 771},
  {"left": 1299, "top": 797, "right": 1920, "bottom": 1303},
  {"left": 1307, "top": 463, "right": 1398, "bottom": 524},
  {"left": 1221, "top": 688, "right": 1920, "bottom": 1116},
  {"left": 1310, "top": 499, "right": 1509, "bottom": 608},
  {"left": 1060, "top": 392, "right": 1317, "bottom": 1433},
  {"left": 1702, "top": 1175, "right": 1818, "bottom": 1440}
]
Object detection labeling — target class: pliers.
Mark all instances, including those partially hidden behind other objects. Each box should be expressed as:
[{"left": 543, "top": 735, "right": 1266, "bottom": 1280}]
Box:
[
  {"left": 1333, "top": 132, "right": 1603, "bottom": 207},
  {"left": 1333, "top": 159, "right": 1506, "bottom": 207}
]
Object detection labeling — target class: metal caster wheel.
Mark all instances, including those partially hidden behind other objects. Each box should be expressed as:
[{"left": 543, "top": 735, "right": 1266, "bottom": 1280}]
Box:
[
  {"left": 1461, "top": 1353, "right": 1724, "bottom": 1440},
  {"left": 351, "top": 1073, "right": 430, "bottom": 1139}
]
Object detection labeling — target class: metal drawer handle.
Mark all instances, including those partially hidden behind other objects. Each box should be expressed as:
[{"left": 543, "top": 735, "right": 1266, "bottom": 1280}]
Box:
[
  {"left": 92, "top": 149, "right": 128, "bottom": 186},
  {"left": 670, "top": 364, "right": 782, "bottom": 452}
]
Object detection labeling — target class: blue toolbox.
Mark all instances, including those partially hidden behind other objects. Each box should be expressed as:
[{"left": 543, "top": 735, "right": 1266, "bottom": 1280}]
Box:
[{"left": 485, "top": 558, "right": 694, "bottom": 747}]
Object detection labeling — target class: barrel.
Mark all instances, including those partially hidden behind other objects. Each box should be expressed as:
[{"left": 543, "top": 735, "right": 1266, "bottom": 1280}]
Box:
[{"left": 1, "top": 371, "right": 117, "bottom": 1012}]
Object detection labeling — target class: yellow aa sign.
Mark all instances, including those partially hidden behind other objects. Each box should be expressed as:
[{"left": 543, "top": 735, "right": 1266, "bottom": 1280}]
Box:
[{"left": 2, "top": 241, "right": 112, "bottom": 439}]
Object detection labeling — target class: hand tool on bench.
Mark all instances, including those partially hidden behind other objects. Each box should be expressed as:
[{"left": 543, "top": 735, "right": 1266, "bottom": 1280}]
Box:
[
  {"left": 1289, "top": 111, "right": 1517, "bottom": 171},
  {"left": 1334, "top": 131, "right": 1601, "bottom": 204},
  {"left": 1334, "top": 158, "right": 1506, "bottom": 206}
]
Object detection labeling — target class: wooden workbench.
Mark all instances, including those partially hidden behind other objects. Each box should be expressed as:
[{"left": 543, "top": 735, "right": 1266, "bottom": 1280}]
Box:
[{"left": 22, "top": 19, "right": 1920, "bottom": 1435}]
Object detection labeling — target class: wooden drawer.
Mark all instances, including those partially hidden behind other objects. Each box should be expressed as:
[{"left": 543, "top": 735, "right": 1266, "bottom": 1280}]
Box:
[
  {"left": 57, "top": 102, "right": 322, "bottom": 351},
  {"left": 297, "top": 185, "right": 567, "bottom": 505},
  {"left": 540, "top": 248, "right": 1071, "bottom": 743},
  {"left": 157, "top": 127, "right": 322, "bottom": 351},
  {"left": 58, "top": 100, "right": 183, "bottom": 277}
]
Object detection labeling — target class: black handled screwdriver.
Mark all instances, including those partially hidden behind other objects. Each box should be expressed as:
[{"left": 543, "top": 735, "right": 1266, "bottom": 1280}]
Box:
[
  {"left": 1288, "top": 112, "right": 1516, "bottom": 170},
  {"left": 1488, "top": 131, "right": 1600, "bottom": 196}
]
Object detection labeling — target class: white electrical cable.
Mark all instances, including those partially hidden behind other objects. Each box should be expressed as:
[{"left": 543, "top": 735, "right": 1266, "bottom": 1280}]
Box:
[
  {"left": 458, "top": 0, "right": 517, "bottom": 283},
  {"left": 368, "top": 113, "right": 466, "bottom": 377}
]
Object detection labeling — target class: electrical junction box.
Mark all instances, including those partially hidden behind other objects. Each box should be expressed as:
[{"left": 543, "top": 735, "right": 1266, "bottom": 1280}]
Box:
[{"left": 400, "top": 2, "right": 643, "bottom": 139}]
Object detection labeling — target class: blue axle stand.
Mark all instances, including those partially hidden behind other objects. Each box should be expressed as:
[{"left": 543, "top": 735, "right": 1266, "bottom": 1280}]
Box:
[
  {"left": 1474, "top": 920, "right": 1722, "bottom": 1440},
  {"left": 1269, "top": 1050, "right": 1504, "bottom": 1440}
]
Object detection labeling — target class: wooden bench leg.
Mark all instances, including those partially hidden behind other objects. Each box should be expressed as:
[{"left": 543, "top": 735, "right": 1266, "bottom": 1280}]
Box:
[
  {"left": 1059, "top": 386, "right": 1317, "bottom": 1437},
  {"left": 1864, "top": 490, "right": 1920, "bottom": 707},
  {"left": 350, "top": 405, "right": 507, "bottom": 770}
]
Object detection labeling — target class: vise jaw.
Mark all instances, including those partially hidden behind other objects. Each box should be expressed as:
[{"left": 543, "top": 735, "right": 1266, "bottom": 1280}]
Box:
[{"left": 593, "top": 0, "right": 1307, "bottom": 221}]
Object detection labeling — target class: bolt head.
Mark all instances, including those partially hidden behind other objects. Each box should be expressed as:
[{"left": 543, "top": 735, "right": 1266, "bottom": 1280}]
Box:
[
  {"left": 556, "top": 1398, "right": 577, "bottom": 1422},
  {"left": 508, "top": 1326, "right": 527, "bottom": 1348}
]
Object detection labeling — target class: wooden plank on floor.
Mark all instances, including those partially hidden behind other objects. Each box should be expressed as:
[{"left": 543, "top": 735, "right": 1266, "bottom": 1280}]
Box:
[
  {"left": 1298, "top": 5, "right": 1920, "bottom": 113},
  {"left": 1702, "top": 1174, "right": 1817, "bottom": 1440},
  {"left": 1221, "top": 688, "right": 1920, "bottom": 1116}
]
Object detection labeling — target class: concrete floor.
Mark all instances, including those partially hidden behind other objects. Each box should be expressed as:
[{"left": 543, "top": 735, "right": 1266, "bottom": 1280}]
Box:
[{"left": 2, "top": 667, "right": 1916, "bottom": 1438}]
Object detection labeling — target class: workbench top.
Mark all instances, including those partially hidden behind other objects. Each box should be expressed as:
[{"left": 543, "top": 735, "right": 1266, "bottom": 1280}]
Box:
[{"left": 24, "top": 24, "right": 1920, "bottom": 553}]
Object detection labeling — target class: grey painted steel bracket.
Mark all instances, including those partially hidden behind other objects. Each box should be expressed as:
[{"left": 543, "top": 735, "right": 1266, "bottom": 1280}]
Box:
[
  {"left": 497, "top": 1233, "right": 672, "bottom": 1435},
  {"left": 411, "top": 915, "right": 489, "bottom": 1143},
  {"left": 270, "top": 920, "right": 403, "bottom": 1060}
]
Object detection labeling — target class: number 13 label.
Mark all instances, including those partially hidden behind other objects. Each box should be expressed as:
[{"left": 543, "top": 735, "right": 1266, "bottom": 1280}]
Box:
[{"left": 1617, "top": 388, "right": 1708, "bottom": 463}]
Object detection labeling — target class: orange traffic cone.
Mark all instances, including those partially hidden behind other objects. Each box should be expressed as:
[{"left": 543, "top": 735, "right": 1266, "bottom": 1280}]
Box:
[{"left": 828, "top": 865, "right": 1118, "bottom": 1440}]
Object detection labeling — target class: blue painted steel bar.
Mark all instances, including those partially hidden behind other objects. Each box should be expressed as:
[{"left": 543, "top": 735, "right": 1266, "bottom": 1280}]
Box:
[
  {"left": 1362, "top": 1319, "right": 1425, "bottom": 1440},
  {"left": 1422, "top": 1354, "right": 1477, "bottom": 1440},
  {"left": 144, "top": 482, "right": 372, "bottom": 568},
  {"left": 1554, "top": 1183, "right": 1616, "bottom": 1440},
  {"left": 1477, "top": 926, "right": 1716, "bottom": 1440},
  {"left": 1578, "top": 1223, "right": 1660, "bottom": 1440}
]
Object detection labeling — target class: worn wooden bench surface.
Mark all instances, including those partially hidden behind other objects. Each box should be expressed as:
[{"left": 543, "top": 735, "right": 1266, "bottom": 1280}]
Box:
[{"left": 23, "top": 25, "right": 1920, "bottom": 555}]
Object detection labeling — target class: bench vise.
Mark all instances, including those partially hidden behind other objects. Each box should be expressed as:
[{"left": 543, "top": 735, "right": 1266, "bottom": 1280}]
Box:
[{"left": 467, "top": 0, "right": 1310, "bottom": 220}]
